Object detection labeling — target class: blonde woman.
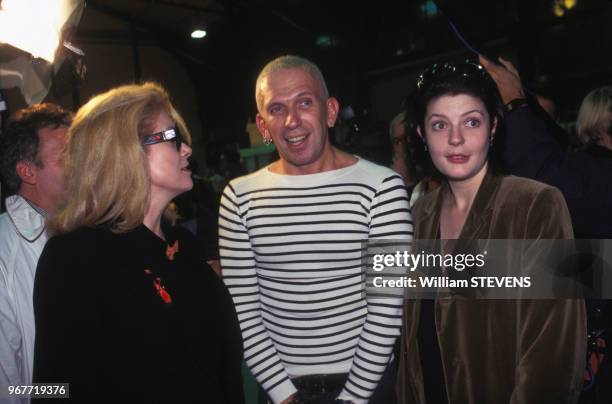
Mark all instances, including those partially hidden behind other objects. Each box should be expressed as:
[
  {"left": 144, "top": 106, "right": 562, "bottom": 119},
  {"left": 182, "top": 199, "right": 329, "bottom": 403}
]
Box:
[
  {"left": 31, "top": 83, "right": 244, "bottom": 403},
  {"left": 576, "top": 86, "right": 612, "bottom": 151}
]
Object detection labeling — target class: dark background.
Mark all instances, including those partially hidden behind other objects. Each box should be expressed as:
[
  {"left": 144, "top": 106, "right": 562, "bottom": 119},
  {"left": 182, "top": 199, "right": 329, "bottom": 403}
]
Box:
[{"left": 1, "top": 0, "right": 611, "bottom": 171}]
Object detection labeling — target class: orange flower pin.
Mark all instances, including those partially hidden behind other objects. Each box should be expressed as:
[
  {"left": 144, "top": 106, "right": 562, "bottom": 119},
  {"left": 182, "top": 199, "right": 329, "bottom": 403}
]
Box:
[{"left": 166, "top": 240, "right": 179, "bottom": 261}]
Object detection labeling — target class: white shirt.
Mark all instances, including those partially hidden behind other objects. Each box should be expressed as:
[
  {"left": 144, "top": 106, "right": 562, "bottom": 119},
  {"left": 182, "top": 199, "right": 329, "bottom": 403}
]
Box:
[{"left": 0, "top": 195, "right": 48, "bottom": 404}]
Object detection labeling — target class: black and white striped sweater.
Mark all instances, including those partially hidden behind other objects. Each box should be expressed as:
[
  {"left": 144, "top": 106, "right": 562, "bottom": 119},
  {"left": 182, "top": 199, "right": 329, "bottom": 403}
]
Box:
[{"left": 220, "top": 158, "right": 413, "bottom": 403}]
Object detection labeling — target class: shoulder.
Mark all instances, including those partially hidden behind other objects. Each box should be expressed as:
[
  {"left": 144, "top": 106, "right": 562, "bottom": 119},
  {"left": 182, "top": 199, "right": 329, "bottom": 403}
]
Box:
[
  {"left": 36, "top": 227, "right": 111, "bottom": 289},
  {"left": 0, "top": 212, "right": 15, "bottom": 239},
  {"left": 353, "top": 158, "right": 404, "bottom": 185},
  {"left": 46, "top": 226, "right": 112, "bottom": 249},
  {"left": 0, "top": 213, "right": 12, "bottom": 274},
  {"left": 340, "top": 158, "right": 407, "bottom": 200},
  {"left": 495, "top": 176, "right": 565, "bottom": 208},
  {"left": 41, "top": 227, "right": 116, "bottom": 271},
  {"left": 494, "top": 176, "right": 572, "bottom": 238},
  {"left": 225, "top": 166, "right": 270, "bottom": 196},
  {"left": 412, "top": 187, "right": 440, "bottom": 219}
]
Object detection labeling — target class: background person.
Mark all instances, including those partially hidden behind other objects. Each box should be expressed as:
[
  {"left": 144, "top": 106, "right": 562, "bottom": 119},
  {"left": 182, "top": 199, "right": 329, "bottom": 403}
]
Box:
[{"left": 0, "top": 103, "right": 70, "bottom": 404}]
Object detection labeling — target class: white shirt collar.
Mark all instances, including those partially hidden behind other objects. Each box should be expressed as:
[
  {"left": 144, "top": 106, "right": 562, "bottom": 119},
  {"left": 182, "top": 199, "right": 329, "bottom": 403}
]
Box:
[{"left": 6, "top": 194, "right": 46, "bottom": 242}]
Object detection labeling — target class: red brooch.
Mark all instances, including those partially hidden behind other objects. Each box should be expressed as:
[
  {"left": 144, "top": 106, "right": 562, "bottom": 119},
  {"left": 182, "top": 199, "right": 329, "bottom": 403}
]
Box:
[
  {"left": 166, "top": 240, "right": 179, "bottom": 261},
  {"left": 144, "top": 269, "right": 172, "bottom": 304}
]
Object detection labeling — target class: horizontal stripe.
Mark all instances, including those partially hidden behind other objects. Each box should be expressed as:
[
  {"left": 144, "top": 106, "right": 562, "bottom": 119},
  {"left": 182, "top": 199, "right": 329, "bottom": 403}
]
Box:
[{"left": 220, "top": 161, "right": 411, "bottom": 402}]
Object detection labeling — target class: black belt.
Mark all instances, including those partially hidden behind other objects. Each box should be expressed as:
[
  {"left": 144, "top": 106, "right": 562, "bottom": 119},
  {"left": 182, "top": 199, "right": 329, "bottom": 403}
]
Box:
[{"left": 292, "top": 373, "right": 348, "bottom": 395}]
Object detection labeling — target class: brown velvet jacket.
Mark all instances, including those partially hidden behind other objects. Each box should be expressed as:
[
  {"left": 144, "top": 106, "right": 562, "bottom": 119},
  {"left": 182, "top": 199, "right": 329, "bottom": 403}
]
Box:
[{"left": 398, "top": 172, "right": 586, "bottom": 404}]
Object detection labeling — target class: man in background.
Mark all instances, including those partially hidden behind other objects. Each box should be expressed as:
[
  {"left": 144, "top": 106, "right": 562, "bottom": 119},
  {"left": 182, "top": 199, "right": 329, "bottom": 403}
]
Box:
[{"left": 0, "top": 103, "right": 71, "bottom": 402}]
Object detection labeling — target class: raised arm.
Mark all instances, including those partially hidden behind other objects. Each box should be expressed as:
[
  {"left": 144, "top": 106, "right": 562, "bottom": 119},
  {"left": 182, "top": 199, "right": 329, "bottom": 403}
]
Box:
[{"left": 480, "top": 55, "right": 612, "bottom": 237}]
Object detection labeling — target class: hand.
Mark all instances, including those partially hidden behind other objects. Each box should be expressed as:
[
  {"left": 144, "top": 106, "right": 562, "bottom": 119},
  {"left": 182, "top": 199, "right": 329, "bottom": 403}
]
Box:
[
  {"left": 281, "top": 393, "right": 299, "bottom": 404},
  {"left": 479, "top": 55, "right": 525, "bottom": 105},
  {"left": 207, "top": 259, "right": 222, "bottom": 277}
]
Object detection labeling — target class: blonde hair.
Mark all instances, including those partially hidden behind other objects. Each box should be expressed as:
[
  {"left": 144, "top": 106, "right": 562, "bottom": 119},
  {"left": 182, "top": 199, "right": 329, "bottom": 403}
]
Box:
[
  {"left": 576, "top": 86, "right": 612, "bottom": 144},
  {"left": 50, "top": 82, "right": 191, "bottom": 234}
]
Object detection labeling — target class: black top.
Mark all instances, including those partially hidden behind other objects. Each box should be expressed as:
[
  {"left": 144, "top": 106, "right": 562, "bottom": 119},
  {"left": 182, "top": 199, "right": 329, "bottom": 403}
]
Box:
[
  {"left": 32, "top": 224, "right": 244, "bottom": 403},
  {"left": 418, "top": 300, "right": 448, "bottom": 404}
]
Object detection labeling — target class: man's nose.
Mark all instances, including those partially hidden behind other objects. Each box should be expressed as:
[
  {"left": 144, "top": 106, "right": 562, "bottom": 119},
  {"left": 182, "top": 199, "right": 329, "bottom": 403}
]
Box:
[{"left": 285, "top": 107, "right": 301, "bottom": 129}]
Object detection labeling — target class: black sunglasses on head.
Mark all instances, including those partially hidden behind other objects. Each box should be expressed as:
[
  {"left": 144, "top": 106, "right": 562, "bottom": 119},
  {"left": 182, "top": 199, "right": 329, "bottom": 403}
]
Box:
[
  {"left": 416, "top": 60, "right": 488, "bottom": 90},
  {"left": 141, "top": 127, "right": 183, "bottom": 150}
]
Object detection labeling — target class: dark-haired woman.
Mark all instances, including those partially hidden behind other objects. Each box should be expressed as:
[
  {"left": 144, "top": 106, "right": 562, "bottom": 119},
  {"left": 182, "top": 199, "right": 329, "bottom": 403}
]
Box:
[{"left": 397, "top": 62, "right": 586, "bottom": 404}]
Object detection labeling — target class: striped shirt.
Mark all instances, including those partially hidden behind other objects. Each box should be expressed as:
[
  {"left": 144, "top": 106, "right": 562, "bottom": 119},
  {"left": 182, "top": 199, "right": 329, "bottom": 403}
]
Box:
[{"left": 220, "top": 158, "right": 413, "bottom": 403}]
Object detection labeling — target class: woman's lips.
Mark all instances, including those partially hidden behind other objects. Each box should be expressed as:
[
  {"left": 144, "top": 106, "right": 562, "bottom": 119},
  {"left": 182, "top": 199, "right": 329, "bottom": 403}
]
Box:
[{"left": 446, "top": 154, "right": 469, "bottom": 164}]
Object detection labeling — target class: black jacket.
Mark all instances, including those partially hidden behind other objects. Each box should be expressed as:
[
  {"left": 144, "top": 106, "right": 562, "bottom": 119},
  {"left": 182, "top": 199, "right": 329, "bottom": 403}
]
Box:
[{"left": 503, "top": 105, "right": 612, "bottom": 239}]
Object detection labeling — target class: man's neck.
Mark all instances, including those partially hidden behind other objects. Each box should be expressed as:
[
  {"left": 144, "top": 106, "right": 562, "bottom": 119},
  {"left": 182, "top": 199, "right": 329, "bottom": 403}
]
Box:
[
  {"left": 271, "top": 147, "right": 358, "bottom": 175},
  {"left": 16, "top": 193, "right": 49, "bottom": 217},
  {"left": 17, "top": 188, "right": 52, "bottom": 217}
]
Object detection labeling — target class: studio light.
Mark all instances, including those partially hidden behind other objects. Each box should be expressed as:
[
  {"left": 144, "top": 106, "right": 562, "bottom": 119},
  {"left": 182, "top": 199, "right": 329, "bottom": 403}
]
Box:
[
  {"left": 0, "top": 0, "right": 82, "bottom": 63},
  {"left": 0, "top": 0, "right": 85, "bottom": 104}
]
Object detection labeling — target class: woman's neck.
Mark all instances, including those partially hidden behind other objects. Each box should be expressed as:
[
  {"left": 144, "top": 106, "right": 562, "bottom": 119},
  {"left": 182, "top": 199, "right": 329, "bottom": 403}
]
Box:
[
  {"left": 143, "top": 194, "right": 170, "bottom": 241},
  {"left": 445, "top": 163, "right": 488, "bottom": 212}
]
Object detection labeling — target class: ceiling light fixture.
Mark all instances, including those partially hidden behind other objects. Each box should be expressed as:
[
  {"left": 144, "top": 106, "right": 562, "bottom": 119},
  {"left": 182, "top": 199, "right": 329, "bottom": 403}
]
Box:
[{"left": 191, "top": 29, "right": 207, "bottom": 39}]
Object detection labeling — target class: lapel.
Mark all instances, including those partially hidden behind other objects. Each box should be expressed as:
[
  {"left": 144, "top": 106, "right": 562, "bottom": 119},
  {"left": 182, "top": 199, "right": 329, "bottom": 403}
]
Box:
[{"left": 417, "top": 170, "right": 502, "bottom": 240}]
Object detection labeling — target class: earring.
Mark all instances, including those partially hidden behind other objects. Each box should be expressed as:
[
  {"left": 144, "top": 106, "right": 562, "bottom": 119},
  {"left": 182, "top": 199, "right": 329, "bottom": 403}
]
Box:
[
  {"left": 264, "top": 136, "right": 273, "bottom": 146},
  {"left": 489, "top": 136, "right": 494, "bottom": 147},
  {"left": 423, "top": 143, "right": 428, "bottom": 151}
]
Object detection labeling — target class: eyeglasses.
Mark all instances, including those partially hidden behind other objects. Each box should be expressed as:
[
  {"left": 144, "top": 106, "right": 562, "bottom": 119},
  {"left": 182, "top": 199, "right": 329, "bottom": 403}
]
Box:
[
  {"left": 141, "top": 127, "right": 183, "bottom": 150},
  {"left": 416, "top": 60, "right": 488, "bottom": 90}
]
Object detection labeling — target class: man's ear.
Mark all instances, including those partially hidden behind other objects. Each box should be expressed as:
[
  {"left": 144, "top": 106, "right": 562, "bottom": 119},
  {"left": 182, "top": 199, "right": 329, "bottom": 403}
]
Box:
[
  {"left": 15, "top": 161, "right": 37, "bottom": 186},
  {"left": 255, "top": 113, "right": 270, "bottom": 140},
  {"left": 326, "top": 97, "right": 340, "bottom": 128}
]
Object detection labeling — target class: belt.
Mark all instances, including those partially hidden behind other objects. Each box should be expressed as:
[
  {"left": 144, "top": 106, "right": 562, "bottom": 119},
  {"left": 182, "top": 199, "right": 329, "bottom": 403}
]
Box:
[{"left": 292, "top": 373, "right": 348, "bottom": 395}]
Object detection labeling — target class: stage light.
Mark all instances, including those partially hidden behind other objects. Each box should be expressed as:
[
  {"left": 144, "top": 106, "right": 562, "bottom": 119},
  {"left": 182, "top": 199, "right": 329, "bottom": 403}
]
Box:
[
  {"left": 0, "top": 0, "right": 84, "bottom": 105},
  {"left": 420, "top": 0, "right": 438, "bottom": 18},
  {"left": 191, "top": 29, "right": 207, "bottom": 39},
  {"left": 564, "top": 0, "right": 577, "bottom": 10},
  {"left": 0, "top": 0, "right": 82, "bottom": 63},
  {"left": 553, "top": 0, "right": 578, "bottom": 17}
]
